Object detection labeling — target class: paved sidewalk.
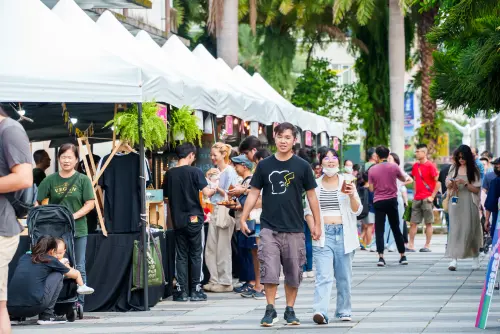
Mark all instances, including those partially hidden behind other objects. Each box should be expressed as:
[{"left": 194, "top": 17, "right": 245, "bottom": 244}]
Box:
[{"left": 12, "top": 235, "right": 500, "bottom": 333}]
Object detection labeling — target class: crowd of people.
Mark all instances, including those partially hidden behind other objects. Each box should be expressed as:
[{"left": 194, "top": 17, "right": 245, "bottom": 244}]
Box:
[
  {"left": 162, "top": 122, "right": 500, "bottom": 328},
  {"left": 1, "top": 96, "right": 498, "bottom": 330}
]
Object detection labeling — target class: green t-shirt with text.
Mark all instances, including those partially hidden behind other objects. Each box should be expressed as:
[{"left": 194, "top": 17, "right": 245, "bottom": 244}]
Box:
[{"left": 37, "top": 172, "right": 95, "bottom": 237}]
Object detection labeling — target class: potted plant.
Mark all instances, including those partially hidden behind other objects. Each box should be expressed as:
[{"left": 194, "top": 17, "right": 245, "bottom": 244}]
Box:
[
  {"left": 169, "top": 105, "right": 202, "bottom": 147},
  {"left": 105, "top": 102, "right": 168, "bottom": 150}
]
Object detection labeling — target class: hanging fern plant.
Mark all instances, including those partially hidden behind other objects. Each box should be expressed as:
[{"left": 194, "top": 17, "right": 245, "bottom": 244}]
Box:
[
  {"left": 105, "top": 102, "right": 167, "bottom": 151},
  {"left": 169, "top": 105, "right": 202, "bottom": 147}
]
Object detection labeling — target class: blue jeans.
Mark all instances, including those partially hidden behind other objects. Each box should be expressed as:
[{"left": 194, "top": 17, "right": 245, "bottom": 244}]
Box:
[
  {"left": 303, "top": 222, "right": 313, "bottom": 272},
  {"left": 313, "top": 225, "right": 353, "bottom": 318},
  {"left": 75, "top": 236, "right": 87, "bottom": 305}
]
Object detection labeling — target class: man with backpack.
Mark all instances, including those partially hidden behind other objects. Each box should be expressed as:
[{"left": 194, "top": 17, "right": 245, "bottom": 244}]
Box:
[{"left": 0, "top": 104, "right": 33, "bottom": 333}]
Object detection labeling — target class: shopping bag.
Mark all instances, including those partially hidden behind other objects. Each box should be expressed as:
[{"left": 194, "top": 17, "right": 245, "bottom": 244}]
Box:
[
  {"left": 403, "top": 200, "right": 412, "bottom": 222},
  {"left": 132, "top": 234, "right": 165, "bottom": 291}
]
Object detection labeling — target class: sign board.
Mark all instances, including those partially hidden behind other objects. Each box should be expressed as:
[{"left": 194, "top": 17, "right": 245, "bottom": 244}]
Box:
[
  {"left": 404, "top": 91, "right": 415, "bottom": 137},
  {"left": 305, "top": 131, "right": 312, "bottom": 147},
  {"left": 156, "top": 103, "right": 168, "bottom": 127},
  {"left": 476, "top": 200, "right": 500, "bottom": 329},
  {"left": 225, "top": 116, "right": 233, "bottom": 135}
]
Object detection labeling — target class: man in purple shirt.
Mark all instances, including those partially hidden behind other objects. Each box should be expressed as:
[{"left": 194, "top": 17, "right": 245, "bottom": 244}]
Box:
[{"left": 368, "top": 146, "right": 410, "bottom": 267}]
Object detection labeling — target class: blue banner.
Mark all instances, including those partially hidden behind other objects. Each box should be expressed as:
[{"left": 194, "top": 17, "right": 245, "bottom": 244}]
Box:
[{"left": 404, "top": 91, "right": 415, "bottom": 137}]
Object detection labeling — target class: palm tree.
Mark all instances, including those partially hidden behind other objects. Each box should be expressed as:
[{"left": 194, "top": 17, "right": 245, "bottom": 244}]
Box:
[
  {"left": 208, "top": 0, "right": 239, "bottom": 67},
  {"left": 333, "top": 0, "right": 410, "bottom": 164}
]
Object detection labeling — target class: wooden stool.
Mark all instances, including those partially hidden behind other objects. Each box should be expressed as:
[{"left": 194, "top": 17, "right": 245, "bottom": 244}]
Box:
[{"left": 147, "top": 200, "right": 165, "bottom": 229}]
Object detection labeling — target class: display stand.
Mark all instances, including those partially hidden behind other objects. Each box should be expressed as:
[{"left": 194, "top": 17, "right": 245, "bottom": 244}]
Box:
[{"left": 475, "top": 200, "right": 500, "bottom": 329}]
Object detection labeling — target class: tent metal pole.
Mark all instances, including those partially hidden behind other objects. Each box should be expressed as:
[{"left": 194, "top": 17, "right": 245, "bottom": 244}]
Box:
[{"left": 138, "top": 102, "right": 149, "bottom": 311}]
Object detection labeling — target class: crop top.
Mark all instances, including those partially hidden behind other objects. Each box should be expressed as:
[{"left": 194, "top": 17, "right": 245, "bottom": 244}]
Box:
[{"left": 319, "top": 186, "right": 341, "bottom": 217}]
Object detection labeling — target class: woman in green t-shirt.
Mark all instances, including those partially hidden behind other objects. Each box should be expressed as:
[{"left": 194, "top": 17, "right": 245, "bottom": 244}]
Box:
[{"left": 36, "top": 144, "right": 95, "bottom": 308}]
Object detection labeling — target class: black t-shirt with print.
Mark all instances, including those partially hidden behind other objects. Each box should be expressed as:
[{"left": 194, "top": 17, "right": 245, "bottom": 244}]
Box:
[
  {"left": 250, "top": 155, "right": 317, "bottom": 233},
  {"left": 162, "top": 165, "right": 208, "bottom": 230}
]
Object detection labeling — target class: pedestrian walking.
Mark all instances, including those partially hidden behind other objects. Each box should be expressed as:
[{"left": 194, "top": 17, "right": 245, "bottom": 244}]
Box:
[
  {"left": 240, "top": 122, "right": 321, "bottom": 327},
  {"left": 304, "top": 148, "right": 362, "bottom": 324},
  {"left": 408, "top": 144, "right": 440, "bottom": 252},
  {"left": 446, "top": 145, "right": 482, "bottom": 271},
  {"left": 368, "top": 146, "right": 410, "bottom": 267}
]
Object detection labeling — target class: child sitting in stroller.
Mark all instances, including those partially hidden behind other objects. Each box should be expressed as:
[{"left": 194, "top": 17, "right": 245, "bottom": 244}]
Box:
[{"left": 55, "top": 238, "right": 94, "bottom": 295}]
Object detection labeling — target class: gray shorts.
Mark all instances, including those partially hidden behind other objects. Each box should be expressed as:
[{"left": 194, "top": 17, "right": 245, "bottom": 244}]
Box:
[
  {"left": 258, "top": 228, "right": 305, "bottom": 288},
  {"left": 411, "top": 199, "right": 434, "bottom": 224}
]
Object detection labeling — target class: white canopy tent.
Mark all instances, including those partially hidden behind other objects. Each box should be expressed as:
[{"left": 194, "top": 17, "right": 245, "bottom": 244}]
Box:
[
  {"left": 132, "top": 30, "right": 220, "bottom": 113},
  {"left": 252, "top": 73, "right": 344, "bottom": 139},
  {"left": 51, "top": 0, "right": 184, "bottom": 106},
  {"left": 0, "top": 0, "right": 144, "bottom": 103},
  {"left": 160, "top": 35, "right": 244, "bottom": 117},
  {"left": 192, "top": 45, "right": 284, "bottom": 125}
]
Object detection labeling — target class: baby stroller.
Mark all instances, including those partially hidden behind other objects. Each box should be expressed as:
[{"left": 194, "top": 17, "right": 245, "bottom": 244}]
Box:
[{"left": 27, "top": 205, "right": 82, "bottom": 322}]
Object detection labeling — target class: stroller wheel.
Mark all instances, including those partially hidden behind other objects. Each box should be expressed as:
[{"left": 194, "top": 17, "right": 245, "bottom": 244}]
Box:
[
  {"left": 67, "top": 309, "right": 76, "bottom": 322},
  {"left": 77, "top": 304, "right": 84, "bottom": 320}
]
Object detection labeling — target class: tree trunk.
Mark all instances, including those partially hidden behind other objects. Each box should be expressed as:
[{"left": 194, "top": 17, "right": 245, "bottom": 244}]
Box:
[
  {"left": 388, "top": 0, "right": 405, "bottom": 164},
  {"left": 216, "top": 0, "right": 239, "bottom": 68},
  {"left": 417, "top": 5, "right": 439, "bottom": 155}
]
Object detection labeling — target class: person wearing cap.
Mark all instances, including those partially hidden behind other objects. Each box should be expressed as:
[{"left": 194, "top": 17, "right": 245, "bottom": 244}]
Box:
[{"left": 227, "top": 155, "right": 263, "bottom": 297}]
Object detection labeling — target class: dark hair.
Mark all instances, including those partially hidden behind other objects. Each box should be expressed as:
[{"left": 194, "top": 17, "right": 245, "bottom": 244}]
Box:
[
  {"left": 33, "top": 150, "right": 49, "bottom": 164},
  {"left": 239, "top": 135, "right": 261, "bottom": 153},
  {"left": 453, "top": 145, "right": 480, "bottom": 183},
  {"left": 416, "top": 143, "right": 428, "bottom": 150},
  {"left": 31, "top": 236, "right": 58, "bottom": 264},
  {"left": 353, "top": 164, "right": 361, "bottom": 172},
  {"left": 480, "top": 157, "right": 489, "bottom": 163},
  {"left": 319, "top": 148, "right": 338, "bottom": 165},
  {"left": 0, "top": 103, "right": 8, "bottom": 117},
  {"left": 318, "top": 146, "right": 329, "bottom": 156},
  {"left": 344, "top": 159, "right": 353, "bottom": 166},
  {"left": 254, "top": 148, "right": 271, "bottom": 161},
  {"left": 481, "top": 150, "right": 493, "bottom": 160},
  {"left": 390, "top": 152, "right": 401, "bottom": 166},
  {"left": 312, "top": 162, "right": 321, "bottom": 169},
  {"left": 229, "top": 149, "right": 238, "bottom": 160},
  {"left": 175, "top": 142, "right": 197, "bottom": 159},
  {"left": 274, "top": 122, "right": 298, "bottom": 138},
  {"left": 297, "top": 148, "right": 311, "bottom": 163},
  {"left": 58, "top": 143, "right": 79, "bottom": 160},
  {"left": 375, "top": 145, "right": 390, "bottom": 160},
  {"left": 367, "top": 147, "right": 376, "bottom": 159}
]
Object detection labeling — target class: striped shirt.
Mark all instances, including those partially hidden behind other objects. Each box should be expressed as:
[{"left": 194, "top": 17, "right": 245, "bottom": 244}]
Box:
[{"left": 319, "top": 187, "right": 341, "bottom": 216}]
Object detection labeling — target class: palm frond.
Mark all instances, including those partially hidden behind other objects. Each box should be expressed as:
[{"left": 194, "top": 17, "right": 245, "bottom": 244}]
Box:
[
  {"left": 356, "top": 0, "right": 376, "bottom": 26},
  {"left": 279, "top": 0, "right": 295, "bottom": 15},
  {"left": 333, "top": 0, "right": 353, "bottom": 24}
]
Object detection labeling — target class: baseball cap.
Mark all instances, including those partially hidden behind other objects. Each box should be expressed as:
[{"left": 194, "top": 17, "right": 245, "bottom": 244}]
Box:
[
  {"left": 492, "top": 158, "right": 500, "bottom": 165},
  {"left": 231, "top": 155, "right": 253, "bottom": 169}
]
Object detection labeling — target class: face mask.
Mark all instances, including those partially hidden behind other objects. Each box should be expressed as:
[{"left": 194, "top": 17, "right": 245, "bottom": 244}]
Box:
[
  {"left": 323, "top": 167, "right": 339, "bottom": 177},
  {"left": 344, "top": 166, "right": 353, "bottom": 173}
]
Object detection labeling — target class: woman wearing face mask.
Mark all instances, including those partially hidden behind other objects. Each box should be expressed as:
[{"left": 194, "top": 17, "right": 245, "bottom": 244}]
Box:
[
  {"left": 344, "top": 160, "right": 354, "bottom": 175},
  {"left": 445, "top": 145, "right": 482, "bottom": 271},
  {"left": 304, "top": 149, "right": 363, "bottom": 324}
]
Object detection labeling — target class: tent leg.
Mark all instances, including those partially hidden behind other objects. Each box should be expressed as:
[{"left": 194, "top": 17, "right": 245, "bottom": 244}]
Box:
[{"left": 138, "top": 102, "right": 149, "bottom": 311}]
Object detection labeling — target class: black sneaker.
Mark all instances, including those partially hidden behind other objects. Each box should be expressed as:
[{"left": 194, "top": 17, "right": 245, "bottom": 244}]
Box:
[
  {"left": 377, "top": 257, "right": 386, "bottom": 267},
  {"left": 190, "top": 289, "right": 207, "bottom": 301},
  {"left": 37, "top": 315, "right": 67, "bottom": 325},
  {"left": 284, "top": 306, "right": 300, "bottom": 325},
  {"left": 173, "top": 290, "right": 189, "bottom": 302},
  {"left": 260, "top": 304, "right": 279, "bottom": 327},
  {"left": 399, "top": 255, "right": 408, "bottom": 265}
]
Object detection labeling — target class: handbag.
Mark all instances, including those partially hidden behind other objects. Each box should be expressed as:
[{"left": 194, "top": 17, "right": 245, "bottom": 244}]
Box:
[
  {"left": 132, "top": 231, "right": 165, "bottom": 291},
  {"left": 403, "top": 200, "right": 413, "bottom": 222},
  {"left": 214, "top": 204, "right": 233, "bottom": 229}
]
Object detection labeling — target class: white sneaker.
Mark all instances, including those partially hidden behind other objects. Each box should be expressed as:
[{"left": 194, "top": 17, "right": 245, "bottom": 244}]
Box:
[
  {"left": 387, "top": 245, "right": 397, "bottom": 252},
  {"left": 77, "top": 284, "right": 95, "bottom": 295},
  {"left": 448, "top": 259, "right": 457, "bottom": 271},
  {"left": 307, "top": 271, "right": 315, "bottom": 278},
  {"left": 340, "top": 315, "right": 352, "bottom": 322},
  {"left": 472, "top": 257, "right": 480, "bottom": 270},
  {"left": 275, "top": 292, "right": 280, "bottom": 299},
  {"left": 370, "top": 245, "right": 377, "bottom": 252},
  {"left": 302, "top": 272, "right": 308, "bottom": 279}
]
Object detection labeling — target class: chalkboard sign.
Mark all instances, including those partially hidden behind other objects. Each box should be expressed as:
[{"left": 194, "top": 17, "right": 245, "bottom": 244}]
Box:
[{"left": 196, "top": 139, "right": 214, "bottom": 175}]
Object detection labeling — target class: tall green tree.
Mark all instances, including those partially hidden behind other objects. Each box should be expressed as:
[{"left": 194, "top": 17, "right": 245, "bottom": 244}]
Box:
[{"left": 429, "top": 0, "right": 500, "bottom": 116}]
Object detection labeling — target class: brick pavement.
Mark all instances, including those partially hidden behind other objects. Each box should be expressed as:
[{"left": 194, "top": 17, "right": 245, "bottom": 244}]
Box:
[{"left": 12, "top": 235, "right": 500, "bottom": 333}]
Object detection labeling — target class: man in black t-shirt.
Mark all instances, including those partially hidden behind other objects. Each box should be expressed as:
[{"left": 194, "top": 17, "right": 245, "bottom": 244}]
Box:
[
  {"left": 162, "top": 143, "right": 215, "bottom": 302},
  {"left": 240, "top": 123, "right": 321, "bottom": 327}
]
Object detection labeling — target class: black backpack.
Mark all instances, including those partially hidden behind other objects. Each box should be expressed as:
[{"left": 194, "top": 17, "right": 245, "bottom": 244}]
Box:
[
  {"left": 5, "top": 184, "right": 38, "bottom": 218},
  {"left": 356, "top": 186, "right": 370, "bottom": 220}
]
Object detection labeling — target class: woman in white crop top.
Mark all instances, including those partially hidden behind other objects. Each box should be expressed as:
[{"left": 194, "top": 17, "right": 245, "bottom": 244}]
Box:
[{"left": 304, "top": 149, "right": 363, "bottom": 325}]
